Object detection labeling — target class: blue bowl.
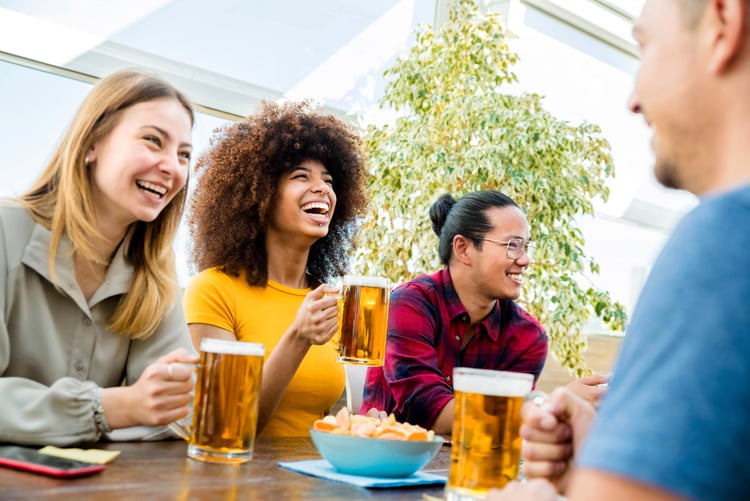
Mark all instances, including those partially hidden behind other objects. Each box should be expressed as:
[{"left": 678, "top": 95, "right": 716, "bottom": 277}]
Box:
[{"left": 309, "top": 429, "right": 444, "bottom": 478}]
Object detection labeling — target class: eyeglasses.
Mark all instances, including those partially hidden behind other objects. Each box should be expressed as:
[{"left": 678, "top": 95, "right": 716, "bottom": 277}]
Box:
[{"left": 478, "top": 237, "right": 535, "bottom": 260}]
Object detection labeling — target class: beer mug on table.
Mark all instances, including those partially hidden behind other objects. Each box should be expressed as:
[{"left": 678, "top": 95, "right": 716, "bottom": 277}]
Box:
[
  {"left": 335, "top": 275, "right": 391, "bottom": 366},
  {"left": 445, "top": 368, "right": 533, "bottom": 500},
  {"left": 170, "top": 338, "right": 264, "bottom": 464}
]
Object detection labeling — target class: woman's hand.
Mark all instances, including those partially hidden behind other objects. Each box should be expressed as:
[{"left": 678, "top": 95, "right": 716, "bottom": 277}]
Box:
[
  {"left": 290, "top": 284, "right": 340, "bottom": 345},
  {"left": 104, "top": 348, "right": 198, "bottom": 429}
]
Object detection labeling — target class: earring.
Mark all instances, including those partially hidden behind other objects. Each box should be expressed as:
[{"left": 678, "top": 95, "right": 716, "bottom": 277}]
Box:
[{"left": 84, "top": 156, "right": 91, "bottom": 166}]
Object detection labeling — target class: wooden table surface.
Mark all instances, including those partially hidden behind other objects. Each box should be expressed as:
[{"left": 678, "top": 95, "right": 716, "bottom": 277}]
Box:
[{"left": 0, "top": 437, "right": 451, "bottom": 500}]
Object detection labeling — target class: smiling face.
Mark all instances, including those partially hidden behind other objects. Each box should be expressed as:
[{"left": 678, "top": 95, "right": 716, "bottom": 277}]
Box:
[
  {"left": 87, "top": 98, "right": 193, "bottom": 232},
  {"left": 469, "top": 206, "right": 531, "bottom": 301},
  {"left": 267, "top": 159, "right": 337, "bottom": 245},
  {"left": 629, "top": 0, "right": 711, "bottom": 194}
]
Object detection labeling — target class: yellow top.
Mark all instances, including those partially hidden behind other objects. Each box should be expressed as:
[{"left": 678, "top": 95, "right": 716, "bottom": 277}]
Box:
[{"left": 183, "top": 268, "right": 345, "bottom": 437}]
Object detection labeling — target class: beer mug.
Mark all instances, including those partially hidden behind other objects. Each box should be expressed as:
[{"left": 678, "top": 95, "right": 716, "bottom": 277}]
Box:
[
  {"left": 336, "top": 275, "right": 391, "bottom": 366},
  {"left": 170, "top": 338, "right": 265, "bottom": 464},
  {"left": 445, "top": 368, "right": 533, "bottom": 500}
]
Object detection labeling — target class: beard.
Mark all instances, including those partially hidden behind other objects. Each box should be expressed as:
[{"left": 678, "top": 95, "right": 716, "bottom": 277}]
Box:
[{"left": 653, "top": 157, "right": 682, "bottom": 190}]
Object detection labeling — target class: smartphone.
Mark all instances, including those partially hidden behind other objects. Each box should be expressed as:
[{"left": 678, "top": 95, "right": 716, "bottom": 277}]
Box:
[{"left": 0, "top": 445, "right": 106, "bottom": 478}]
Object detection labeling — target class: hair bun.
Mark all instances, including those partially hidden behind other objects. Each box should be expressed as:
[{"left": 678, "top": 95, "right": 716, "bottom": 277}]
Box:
[{"left": 429, "top": 194, "right": 457, "bottom": 237}]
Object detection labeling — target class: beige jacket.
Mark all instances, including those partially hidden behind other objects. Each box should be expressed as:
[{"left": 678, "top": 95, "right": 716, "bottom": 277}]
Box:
[{"left": 0, "top": 205, "right": 194, "bottom": 446}]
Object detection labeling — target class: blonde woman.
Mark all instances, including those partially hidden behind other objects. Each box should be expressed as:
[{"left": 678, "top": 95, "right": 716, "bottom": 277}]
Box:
[{"left": 0, "top": 69, "right": 197, "bottom": 446}]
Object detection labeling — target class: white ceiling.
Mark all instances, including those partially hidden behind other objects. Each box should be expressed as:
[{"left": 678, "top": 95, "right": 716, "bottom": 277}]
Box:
[
  {"left": 0, "top": 1, "right": 434, "bottom": 118},
  {"left": 0, "top": 0, "right": 696, "bottom": 231}
]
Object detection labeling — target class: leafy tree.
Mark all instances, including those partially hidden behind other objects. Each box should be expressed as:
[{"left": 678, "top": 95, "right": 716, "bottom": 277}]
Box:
[{"left": 354, "top": 0, "right": 626, "bottom": 375}]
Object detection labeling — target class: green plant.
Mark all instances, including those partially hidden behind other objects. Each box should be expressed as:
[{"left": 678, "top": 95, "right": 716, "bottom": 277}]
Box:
[{"left": 354, "top": 0, "right": 626, "bottom": 375}]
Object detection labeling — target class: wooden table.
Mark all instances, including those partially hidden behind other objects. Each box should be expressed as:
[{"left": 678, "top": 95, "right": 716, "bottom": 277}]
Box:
[{"left": 0, "top": 437, "right": 451, "bottom": 500}]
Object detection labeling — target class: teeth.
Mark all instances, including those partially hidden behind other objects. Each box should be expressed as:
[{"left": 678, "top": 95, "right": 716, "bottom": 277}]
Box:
[
  {"left": 136, "top": 180, "right": 167, "bottom": 196},
  {"left": 508, "top": 273, "right": 523, "bottom": 282},
  {"left": 301, "top": 202, "right": 329, "bottom": 213}
]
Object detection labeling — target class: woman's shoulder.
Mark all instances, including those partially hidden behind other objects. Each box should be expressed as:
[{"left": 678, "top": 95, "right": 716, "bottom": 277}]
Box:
[
  {"left": 0, "top": 203, "right": 37, "bottom": 260},
  {"left": 185, "top": 267, "right": 244, "bottom": 291},
  {"left": 0, "top": 201, "right": 32, "bottom": 227}
]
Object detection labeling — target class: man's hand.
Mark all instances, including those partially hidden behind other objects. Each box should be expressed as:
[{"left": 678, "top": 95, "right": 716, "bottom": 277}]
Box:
[
  {"left": 521, "top": 386, "right": 597, "bottom": 493},
  {"left": 567, "top": 373, "right": 609, "bottom": 408}
]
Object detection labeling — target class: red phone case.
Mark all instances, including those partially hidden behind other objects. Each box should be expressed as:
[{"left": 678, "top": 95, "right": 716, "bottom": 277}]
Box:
[{"left": 0, "top": 447, "right": 106, "bottom": 478}]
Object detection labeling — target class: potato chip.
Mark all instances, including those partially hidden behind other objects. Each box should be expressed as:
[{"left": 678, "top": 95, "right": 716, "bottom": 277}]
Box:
[{"left": 312, "top": 407, "right": 435, "bottom": 441}]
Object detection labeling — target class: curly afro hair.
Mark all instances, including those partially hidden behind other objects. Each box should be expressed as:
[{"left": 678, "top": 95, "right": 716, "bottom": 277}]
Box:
[{"left": 188, "top": 100, "right": 369, "bottom": 287}]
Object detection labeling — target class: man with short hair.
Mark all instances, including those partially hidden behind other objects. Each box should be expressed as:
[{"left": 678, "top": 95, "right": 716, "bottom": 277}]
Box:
[{"left": 489, "top": 0, "right": 750, "bottom": 500}]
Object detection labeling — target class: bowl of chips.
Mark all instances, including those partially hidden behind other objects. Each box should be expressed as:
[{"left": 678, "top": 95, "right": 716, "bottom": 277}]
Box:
[{"left": 310, "top": 408, "right": 444, "bottom": 478}]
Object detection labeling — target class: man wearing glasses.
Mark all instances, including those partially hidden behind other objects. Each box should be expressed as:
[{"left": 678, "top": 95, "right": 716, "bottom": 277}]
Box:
[{"left": 361, "top": 190, "right": 549, "bottom": 434}]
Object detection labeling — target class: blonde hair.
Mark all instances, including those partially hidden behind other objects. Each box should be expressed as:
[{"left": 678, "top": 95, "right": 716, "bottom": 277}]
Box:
[{"left": 18, "top": 69, "right": 194, "bottom": 339}]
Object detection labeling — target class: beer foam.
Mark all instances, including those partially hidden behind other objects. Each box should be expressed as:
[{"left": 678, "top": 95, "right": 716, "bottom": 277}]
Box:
[
  {"left": 200, "top": 338, "right": 265, "bottom": 356},
  {"left": 452, "top": 369, "right": 532, "bottom": 397},
  {"left": 343, "top": 275, "right": 390, "bottom": 288}
]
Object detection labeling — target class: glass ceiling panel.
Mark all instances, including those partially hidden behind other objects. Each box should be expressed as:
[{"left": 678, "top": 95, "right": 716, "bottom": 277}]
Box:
[
  {"left": 602, "top": 0, "right": 645, "bottom": 18},
  {"left": 0, "top": 0, "right": 434, "bottom": 115}
]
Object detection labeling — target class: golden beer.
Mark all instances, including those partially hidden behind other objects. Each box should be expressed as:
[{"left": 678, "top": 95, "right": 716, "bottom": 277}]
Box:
[
  {"left": 172, "top": 339, "right": 264, "bottom": 464},
  {"left": 446, "top": 368, "right": 533, "bottom": 500},
  {"left": 336, "top": 276, "right": 391, "bottom": 366}
]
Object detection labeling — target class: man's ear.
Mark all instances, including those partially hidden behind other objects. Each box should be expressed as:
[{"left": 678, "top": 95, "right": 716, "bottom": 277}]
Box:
[
  {"left": 704, "top": 0, "right": 747, "bottom": 74},
  {"left": 452, "top": 235, "right": 474, "bottom": 266}
]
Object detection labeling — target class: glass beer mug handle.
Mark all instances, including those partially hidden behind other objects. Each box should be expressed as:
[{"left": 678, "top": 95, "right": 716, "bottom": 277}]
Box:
[
  {"left": 168, "top": 362, "right": 200, "bottom": 441},
  {"left": 168, "top": 420, "right": 191, "bottom": 441}
]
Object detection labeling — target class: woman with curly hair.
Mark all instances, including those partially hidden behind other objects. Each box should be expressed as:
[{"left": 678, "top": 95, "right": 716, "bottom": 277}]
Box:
[{"left": 184, "top": 100, "right": 369, "bottom": 436}]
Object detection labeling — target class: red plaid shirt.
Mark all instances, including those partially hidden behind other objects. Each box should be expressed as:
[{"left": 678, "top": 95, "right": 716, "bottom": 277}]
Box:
[{"left": 361, "top": 268, "right": 548, "bottom": 428}]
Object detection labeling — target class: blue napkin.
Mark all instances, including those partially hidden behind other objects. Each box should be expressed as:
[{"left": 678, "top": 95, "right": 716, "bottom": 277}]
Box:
[{"left": 278, "top": 459, "right": 447, "bottom": 488}]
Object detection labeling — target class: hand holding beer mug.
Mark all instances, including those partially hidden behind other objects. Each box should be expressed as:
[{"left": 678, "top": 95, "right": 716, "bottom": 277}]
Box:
[
  {"left": 446, "top": 368, "right": 534, "bottom": 500},
  {"left": 336, "top": 275, "right": 391, "bottom": 366},
  {"left": 169, "top": 338, "right": 265, "bottom": 464}
]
